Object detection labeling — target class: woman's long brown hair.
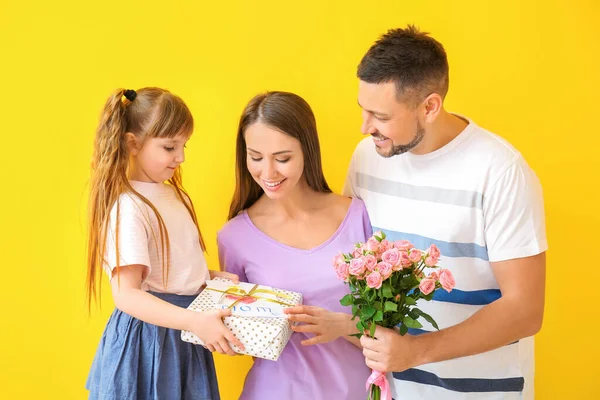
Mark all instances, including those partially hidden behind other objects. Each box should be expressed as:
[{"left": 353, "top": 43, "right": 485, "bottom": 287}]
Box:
[
  {"left": 228, "top": 91, "right": 331, "bottom": 220},
  {"left": 86, "top": 87, "right": 205, "bottom": 310}
]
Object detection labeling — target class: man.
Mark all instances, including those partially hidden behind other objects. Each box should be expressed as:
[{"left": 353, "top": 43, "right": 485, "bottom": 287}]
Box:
[{"left": 344, "top": 25, "right": 547, "bottom": 399}]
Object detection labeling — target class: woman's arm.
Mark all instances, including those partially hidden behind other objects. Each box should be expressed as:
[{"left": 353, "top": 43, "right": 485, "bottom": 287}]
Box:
[{"left": 285, "top": 305, "right": 362, "bottom": 348}]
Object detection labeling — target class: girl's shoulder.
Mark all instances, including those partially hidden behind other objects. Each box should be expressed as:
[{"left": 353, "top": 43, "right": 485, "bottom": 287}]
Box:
[{"left": 108, "top": 191, "right": 154, "bottom": 223}]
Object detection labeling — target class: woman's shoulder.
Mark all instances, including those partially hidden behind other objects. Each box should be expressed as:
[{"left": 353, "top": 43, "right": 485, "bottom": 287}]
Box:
[
  {"left": 217, "top": 212, "right": 251, "bottom": 245},
  {"left": 325, "top": 193, "right": 365, "bottom": 217}
]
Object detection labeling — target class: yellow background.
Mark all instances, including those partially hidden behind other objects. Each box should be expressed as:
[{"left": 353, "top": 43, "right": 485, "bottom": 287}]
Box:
[{"left": 0, "top": 1, "right": 598, "bottom": 398}]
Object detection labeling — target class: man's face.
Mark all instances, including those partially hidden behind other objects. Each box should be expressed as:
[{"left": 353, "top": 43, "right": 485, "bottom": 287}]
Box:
[{"left": 358, "top": 80, "right": 424, "bottom": 158}]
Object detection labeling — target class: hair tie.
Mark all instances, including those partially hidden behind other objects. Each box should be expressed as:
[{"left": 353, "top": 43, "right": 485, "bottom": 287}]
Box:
[{"left": 124, "top": 89, "right": 137, "bottom": 102}]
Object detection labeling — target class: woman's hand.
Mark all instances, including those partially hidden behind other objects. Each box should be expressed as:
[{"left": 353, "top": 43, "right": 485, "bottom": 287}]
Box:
[
  {"left": 189, "top": 309, "right": 245, "bottom": 356},
  {"left": 208, "top": 270, "right": 240, "bottom": 284},
  {"left": 284, "top": 305, "right": 355, "bottom": 346}
]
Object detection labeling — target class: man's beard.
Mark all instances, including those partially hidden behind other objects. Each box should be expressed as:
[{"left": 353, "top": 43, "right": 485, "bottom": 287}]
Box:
[{"left": 375, "top": 119, "right": 425, "bottom": 158}]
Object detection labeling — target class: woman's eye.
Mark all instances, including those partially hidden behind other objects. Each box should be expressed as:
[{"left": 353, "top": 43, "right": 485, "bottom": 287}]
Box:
[
  {"left": 164, "top": 146, "right": 175, "bottom": 151},
  {"left": 250, "top": 157, "right": 263, "bottom": 162},
  {"left": 276, "top": 158, "right": 290, "bottom": 163}
]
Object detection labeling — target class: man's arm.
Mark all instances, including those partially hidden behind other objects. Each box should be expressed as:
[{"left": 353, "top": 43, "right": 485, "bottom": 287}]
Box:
[{"left": 360, "top": 252, "right": 546, "bottom": 372}]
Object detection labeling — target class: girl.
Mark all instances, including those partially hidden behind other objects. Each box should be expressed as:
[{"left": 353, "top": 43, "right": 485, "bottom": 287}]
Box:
[
  {"left": 218, "top": 91, "right": 372, "bottom": 399},
  {"left": 85, "top": 87, "right": 242, "bottom": 400}
]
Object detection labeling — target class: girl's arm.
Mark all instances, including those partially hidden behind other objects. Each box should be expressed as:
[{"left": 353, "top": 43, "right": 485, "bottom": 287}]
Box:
[{"left": 111, "top": 264, "right": 244, "bottom": 355}]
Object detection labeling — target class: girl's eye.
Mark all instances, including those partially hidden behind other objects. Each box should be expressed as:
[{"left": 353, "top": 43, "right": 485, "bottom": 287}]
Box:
[
  {"left": 164, "top": 146, "right": 175, "bottom": 151},
  {"left": 276, "top": 158, "right": 290, "bottom": 163},
  {"left": 250, "top": 157, "right": 263, "bottom": 162}
]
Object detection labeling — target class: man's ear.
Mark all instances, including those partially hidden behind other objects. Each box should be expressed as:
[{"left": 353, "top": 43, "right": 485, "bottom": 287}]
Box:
[
  {"left": 125, "top": 132, "right": 139, "bottom": 155},
  {"left": 422, "top": 93, "right": 443, "bottom": 123}
]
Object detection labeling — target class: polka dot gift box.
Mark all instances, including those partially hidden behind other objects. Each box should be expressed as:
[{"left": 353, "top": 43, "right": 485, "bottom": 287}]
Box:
[{"left": 181, "top": 278, "right": 303, "bottom": 361}]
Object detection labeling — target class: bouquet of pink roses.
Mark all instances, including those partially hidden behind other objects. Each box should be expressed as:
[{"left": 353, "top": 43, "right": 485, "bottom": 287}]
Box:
[{"left": 332, "top": 231, "right": 456, "bottom": 400}]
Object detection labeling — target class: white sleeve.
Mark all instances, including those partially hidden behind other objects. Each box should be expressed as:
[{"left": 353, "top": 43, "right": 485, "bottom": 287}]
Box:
[
  {"left": 103, "top": 196, "right": 151, "bottom": 279},
  {"left": 483, "top": 157, "right": 548, "bottom": 262},
  {"left": 342, "top": 146, "right": 360, "bottom": 198}
]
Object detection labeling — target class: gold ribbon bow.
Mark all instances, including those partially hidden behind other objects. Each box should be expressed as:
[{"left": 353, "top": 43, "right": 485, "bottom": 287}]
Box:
[{"left": 206, "top": 284, "right": 295, "bottom": 309}]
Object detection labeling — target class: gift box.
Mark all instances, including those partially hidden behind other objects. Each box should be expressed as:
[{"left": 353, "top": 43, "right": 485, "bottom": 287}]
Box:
[{"left": 181, "top": 278, "right": 303, "bottom": 361}]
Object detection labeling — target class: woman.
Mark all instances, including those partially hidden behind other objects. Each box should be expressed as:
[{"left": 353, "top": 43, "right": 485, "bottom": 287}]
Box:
[{"left": 217, "top": 91, "right": 372, "bottom": 399}]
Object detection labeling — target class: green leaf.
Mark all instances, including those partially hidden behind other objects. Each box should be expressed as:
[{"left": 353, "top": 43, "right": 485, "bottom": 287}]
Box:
[
  {"left": 402, "top": 316, "right": 423, "bottom": 329},
  {"left": 340, "top": 294, "right": 354, "bottom": 306},
  {"left": 382, "top": 281, "right": 393, "bottom": 298},
  {"left": 361, "top": 305, "right": 377, "bottom": 319},
  {"left": 373, "top": 310, "right": 384, "bottom": 322},
  {"left": 351, "top": 304, "right": 359, "bottom": 318},
  {"left": 356, "top": 320, "right": 365, "bottom": 333},
  {"left": 373, "top": 301, "right": 382, "bottom": 310},
  {"left": 413, "top": 308, "right": 440, "bottom": 330},
  {"left": 384, "top": 301, "right": 398, "bottom": 312},
  {"left": 400, "top": 275, "right": 419, "bottom": 290},
  {"left": 404, "top": 296, "right": 417, "bottom": 306},
  {"left": 399, "top": 323, "right": 408, "bottom": 336}
]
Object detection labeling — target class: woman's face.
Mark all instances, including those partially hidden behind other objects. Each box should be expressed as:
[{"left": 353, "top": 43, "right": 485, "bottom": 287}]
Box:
[{"left": 244, "top": 122, "right": 305, "bottom": 200}]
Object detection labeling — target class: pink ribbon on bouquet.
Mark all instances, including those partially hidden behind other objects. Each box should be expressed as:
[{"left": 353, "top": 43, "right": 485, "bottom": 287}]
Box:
[{"left": 366, "top": 370, "right": 391, "bottom": 400}]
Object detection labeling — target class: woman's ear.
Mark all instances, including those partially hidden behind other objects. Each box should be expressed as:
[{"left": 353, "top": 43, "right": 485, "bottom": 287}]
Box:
[{"left": 125, "top": 132, "right": 139, "bottom": 155}]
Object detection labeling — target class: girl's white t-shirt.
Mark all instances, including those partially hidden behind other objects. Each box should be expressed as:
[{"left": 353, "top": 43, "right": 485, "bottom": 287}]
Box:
[{"left": 103, "top": 180, "right": 209, "bottom": 295}]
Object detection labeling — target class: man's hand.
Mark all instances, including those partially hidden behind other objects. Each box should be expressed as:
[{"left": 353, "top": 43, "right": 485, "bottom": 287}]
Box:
[{"left": 360, "top": 326, "right": 421, "bottom": 373}]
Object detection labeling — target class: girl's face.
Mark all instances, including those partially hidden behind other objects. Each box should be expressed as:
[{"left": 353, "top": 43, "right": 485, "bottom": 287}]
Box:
[
  {"left": 244, "top": 122, "right": 305, "bottom": 200},
  {"left": 129, "top": 133, "right": 189, "bottom": 183}
]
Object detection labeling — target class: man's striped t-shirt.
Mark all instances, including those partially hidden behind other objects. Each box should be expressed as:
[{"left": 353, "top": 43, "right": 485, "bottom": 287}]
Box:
[{"left": 344, "top": 119, "right": 547, "bottom": 399}]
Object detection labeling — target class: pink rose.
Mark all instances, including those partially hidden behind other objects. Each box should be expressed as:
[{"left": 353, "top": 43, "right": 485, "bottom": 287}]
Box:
[
  {"left": 335, "top": 262, "right": 350, "bottom": 281},
  {"left": 377, "top": 261, "right": 393, "bottom": 280},
  {"left": 382, "top": 248, "right": 401, "bottom": 267},
  {"left": 394, "top": 240, "right": 414, "bottom": 251},
  {"left": 399, "top": 251, "right": 413, "bottom": 268},
  {"left": 439, "top": 269, "right": 456, "bottom": 292},
  {"left": 428, "top": 244, "right": 441, "bottom": 259},
  {"left": 419, "top": 278, "right": 436, "bottom": 295},
  {"left": 366, "top": 270, "right": 383, "bottom": 289},
  {"left": 349, "top": 257, "right": 367, "bottom": 277},
  {"left": 425, "top": 255, "right": 439, "bottom": 267},
  {"left": 364, "top": 254, "right": 378, "bottom": 271},
  {"left": 428, "top": 270, "right": 440, "bottom": 281},
  {"left": 366, "top": 237, "right": 381, "bottom": 253},
  {"left": 379, "top": 239, "right": 391, "bottom": 253},
  {"left": 352, "top": 248, "right": 363, "bottom": 258},
  {"left": 332, "top": 252, "right": 345, "bottom": 267},
  {"left": 408, "top": 249, "right": 422, "bottom": 263}
]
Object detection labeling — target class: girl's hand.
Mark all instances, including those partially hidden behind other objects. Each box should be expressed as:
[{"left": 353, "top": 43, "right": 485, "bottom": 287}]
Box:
[
  {"left": 209, "top": 270, "right": 240, "bottom": 284},
  {"left": 190, "top": 309, "right": 245, "bottom": 356},
  {"left": 285, "top": 305, "right": 354, "bottom": 346}
]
